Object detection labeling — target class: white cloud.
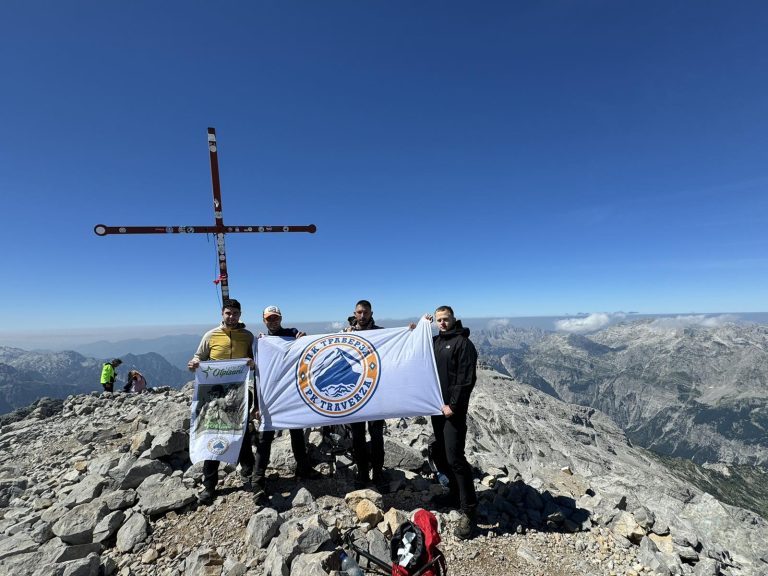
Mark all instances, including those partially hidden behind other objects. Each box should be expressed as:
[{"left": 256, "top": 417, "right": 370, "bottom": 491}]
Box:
[
  {"left": 555, "top": 312, "right": 626, "bottom": 334},
  {"left": 649, "top": 314, "right": 738, "bottom": 330},
  {"left": 486, "top": 318, "right": 510, "bottom": 329}
]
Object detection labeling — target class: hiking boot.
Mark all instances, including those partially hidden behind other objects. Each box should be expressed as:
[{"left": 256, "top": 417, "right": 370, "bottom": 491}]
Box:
[
  {"left": 431, "top": 491, "right": 461, "bottom": 510},
  {"left": 197, "top": 487, "right": 215, "bottom": 505},
  {"left": 253, "top": 488, "right": 268, "bottom": 506},
  {"left": 353, "top": 474, "right": 369, "bottom": 490},
  {"left": 295, "top": 465, "right": 321, "bottom": 480},
  {"left": 454, "top": 511, "right": 475, "bottom": 540},
  {"left": 371, "top": 470, "right": 389, "bottom": 494}
]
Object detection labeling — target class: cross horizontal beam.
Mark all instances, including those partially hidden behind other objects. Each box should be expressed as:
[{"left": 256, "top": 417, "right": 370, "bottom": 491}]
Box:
[{"left": 93, "top": 224, "right": 316, "bottom": 235}]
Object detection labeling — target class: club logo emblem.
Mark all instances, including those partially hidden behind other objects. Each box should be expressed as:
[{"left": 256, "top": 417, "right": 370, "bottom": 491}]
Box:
[
  {"left": 207, "top": 436, "right": 230, "bottom": 455},
  {"left": 296, "top": 334, "right": 381, "bottom": 417}
]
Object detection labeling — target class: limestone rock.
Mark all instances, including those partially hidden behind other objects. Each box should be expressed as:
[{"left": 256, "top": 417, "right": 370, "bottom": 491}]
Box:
[
  {"left": 118, "top": 458, "right": 171, "bottom": 490},
  {"left": 136, "top": 473, "right": 195, "bottom": 515},
  {"left": 115, "top": 512, "right": 149, "bottom": 553},
  {"left": 289, "top": 551, "right": 340, "bottom": 576},
  {"left": 92, "top": 510, "right": 125, "bottom": 543},
  {"left": 52, "top": 500, "right": 110, "bottom": 545},
  {"left": 245, "top": 507, "right": 282, "bottom": 551},
  {"left": 608, "top": 511, "right": 645, "bottom": 544},
  {"left": 185, "top": 547, "right": 224, "bottom": 576},
  {"left": 355, "top": 499, "right": 383, "bottom": 526},
  {"left": 345, "top": 489, "right": 383, "bottom": 510}
]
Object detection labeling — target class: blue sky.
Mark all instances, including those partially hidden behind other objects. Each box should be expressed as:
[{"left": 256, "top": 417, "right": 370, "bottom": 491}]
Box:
[{"left": 1, "top": 1, "right": 767, "bottom": 332}]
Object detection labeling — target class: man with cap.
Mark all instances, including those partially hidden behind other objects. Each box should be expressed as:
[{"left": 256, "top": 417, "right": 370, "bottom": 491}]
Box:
[
  {"left": 188, "top": 298, "right": 256, "bottom": 505},
  {"left": 252, "top": 305, "right": 317, "bottom": 504},
  {"left": 100, "top": 358, "right": 122, "bottom": 393}
]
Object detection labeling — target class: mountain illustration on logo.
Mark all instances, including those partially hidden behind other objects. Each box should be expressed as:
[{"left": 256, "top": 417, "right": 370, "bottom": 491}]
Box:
[
  {"left": 211, "top": 439, "right": 226, "bottom": 451},
  {"left": 312, "top": 348, "right": 362, "bottom": 398}
]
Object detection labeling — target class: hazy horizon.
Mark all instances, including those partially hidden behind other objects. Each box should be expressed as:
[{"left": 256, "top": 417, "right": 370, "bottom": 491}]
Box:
[{"left": 3, "top": 311, "right": 767, "bottom": 353}]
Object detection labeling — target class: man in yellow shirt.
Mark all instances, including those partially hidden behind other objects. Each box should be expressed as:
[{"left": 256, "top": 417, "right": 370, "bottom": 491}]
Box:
[{"left": 188, "top": 299, "right": 256, "bottom": 505}]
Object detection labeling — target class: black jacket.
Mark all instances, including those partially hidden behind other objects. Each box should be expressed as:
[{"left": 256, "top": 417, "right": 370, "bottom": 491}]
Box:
[
  {"left": 346, "top": 317, "right": 381, "bottom": 331},
  {"left": 433, "top": 320, "right": 477, "bottom": 411},
  {"left": 268, "top": 326, "right": 300, "bottom": 338}
]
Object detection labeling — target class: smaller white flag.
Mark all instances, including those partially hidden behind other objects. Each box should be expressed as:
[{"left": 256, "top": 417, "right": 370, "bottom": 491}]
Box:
[
  {"left": 256, "top": 318, "right": 443, "bottom": 431},
  {"left": 189, "top": 359, "right": 251, "bottom": 464}
]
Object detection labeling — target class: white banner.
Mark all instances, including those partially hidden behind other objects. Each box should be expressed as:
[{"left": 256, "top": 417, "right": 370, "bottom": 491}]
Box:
[
  {"left": 189, "top": 359, "right": 251, "bottom": 464},
  {"left": 255, "top": 319, "right": 443, "bottom": 431}
]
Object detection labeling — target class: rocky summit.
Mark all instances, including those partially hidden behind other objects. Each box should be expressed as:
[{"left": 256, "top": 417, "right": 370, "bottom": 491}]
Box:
[{"left": 1, "top": 370, "right": 767, "bottom": 576}]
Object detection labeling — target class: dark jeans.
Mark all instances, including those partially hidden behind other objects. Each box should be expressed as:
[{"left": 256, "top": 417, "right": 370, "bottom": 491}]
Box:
[
  {"left": 102, "top": 382, "right": 114, "bottom": 393},
  {"left": 431, "top": 411, "right": 477, "bottom": 512},
  {"left": 202, "top": 432, "right": 256, "bottom": 491},
  {"left": 350, "top": 420, "right": 384, "bottom": 480},
  {"left": 253, "top": 429, "right": 310, "bottom": 486}
]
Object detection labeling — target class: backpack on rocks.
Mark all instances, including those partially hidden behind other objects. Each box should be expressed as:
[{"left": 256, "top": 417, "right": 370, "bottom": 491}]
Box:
[{"left": 390, "top": 509, "right": 446, "bottom": 576}]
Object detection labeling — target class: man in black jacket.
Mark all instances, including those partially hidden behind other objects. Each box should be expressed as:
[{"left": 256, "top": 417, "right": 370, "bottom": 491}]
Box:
[
  {"left": 252, "top": 305, "right": 315, "bottom": 504},
  {"left": 345, "top": 299, "right": 387, "bottom": 490},
  {"left": 428, "top": 305, "right": 478, "bottom": 539}
]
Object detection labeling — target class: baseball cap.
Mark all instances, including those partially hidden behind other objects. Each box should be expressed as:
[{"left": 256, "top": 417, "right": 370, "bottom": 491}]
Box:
[{"left": 263, "top": 305, "right": 282, "bottom": 318}]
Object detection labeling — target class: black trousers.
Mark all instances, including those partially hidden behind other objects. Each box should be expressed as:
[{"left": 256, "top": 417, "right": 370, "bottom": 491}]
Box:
[
  {"left": 202, "top": 433, "right": 255, "bottom": 490},
  {"left": 102, "top": 382, "right": 114, "bottom": 393},
  {"left": 350, "top": 420, "right": 384, "bottom": 479},
  {"left": 253, "top": 429, "right": 310, "bottom": 485},
  {"left": 430, "top": 411, "right": 477, "bottom": 512}
]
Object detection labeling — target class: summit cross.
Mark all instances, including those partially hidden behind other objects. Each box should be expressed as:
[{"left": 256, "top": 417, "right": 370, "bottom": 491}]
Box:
[{"left": 94, "top": 127, "right": 316, "bottom": 301}]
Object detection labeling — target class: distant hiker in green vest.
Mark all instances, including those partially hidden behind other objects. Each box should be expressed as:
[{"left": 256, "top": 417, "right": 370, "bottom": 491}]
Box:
[{"left": 100, "top": 358, "right": 122, "bottom": 393}]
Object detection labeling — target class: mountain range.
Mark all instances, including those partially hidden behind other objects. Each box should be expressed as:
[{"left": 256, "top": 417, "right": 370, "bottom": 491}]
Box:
[
  {"left": 482, "top": 321, "right": 768, "bottom": 467},
  {"left": 0, "top": 346, "right": 189, "bottom": 415}
]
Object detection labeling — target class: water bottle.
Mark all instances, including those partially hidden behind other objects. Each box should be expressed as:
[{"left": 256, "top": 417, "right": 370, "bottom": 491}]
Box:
[
  {"left": 437, "top": 471, "right": 450, "bottom": 487},
  {"left": 339, "top": 550, "right": 364, "bottom": 576}
]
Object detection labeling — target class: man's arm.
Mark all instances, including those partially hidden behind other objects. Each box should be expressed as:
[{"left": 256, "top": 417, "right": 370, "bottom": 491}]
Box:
[{"left": 187, "top": 331, "right": 212, "bottom": 370}]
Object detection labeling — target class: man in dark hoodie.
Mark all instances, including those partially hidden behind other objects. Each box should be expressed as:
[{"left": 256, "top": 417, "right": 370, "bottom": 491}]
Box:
[
  {"left": 428, "top": 305, "right": 478, "bottom": 539},
  {"left": 251, "top": 305, "right": 316, "bottom": 505}
]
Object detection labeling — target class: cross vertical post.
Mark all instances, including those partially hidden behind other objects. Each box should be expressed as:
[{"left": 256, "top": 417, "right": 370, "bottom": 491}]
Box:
[{"left": 207, "top": 128, "right": 230, "bottom": 300}]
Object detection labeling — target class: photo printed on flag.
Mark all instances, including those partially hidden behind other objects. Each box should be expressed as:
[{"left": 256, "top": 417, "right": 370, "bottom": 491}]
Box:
[{"left": 189, "top": 359, "right": 251, "bottom": 464}]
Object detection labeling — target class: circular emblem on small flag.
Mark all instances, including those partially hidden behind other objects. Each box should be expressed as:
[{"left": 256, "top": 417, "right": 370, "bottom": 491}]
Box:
[{"left": 207, "top": 436, "right": 230, "bottom": 455}]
